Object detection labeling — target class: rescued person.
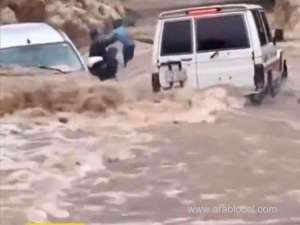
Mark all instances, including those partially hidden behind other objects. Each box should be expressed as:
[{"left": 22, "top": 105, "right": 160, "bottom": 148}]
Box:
[{"left": 89, "top": 29, "right": 118, "bottom": 81}]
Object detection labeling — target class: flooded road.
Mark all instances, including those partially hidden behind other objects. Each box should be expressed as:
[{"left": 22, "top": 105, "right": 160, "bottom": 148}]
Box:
[{"left": 1, "top": 40, "right": 300, "bottom": 225}]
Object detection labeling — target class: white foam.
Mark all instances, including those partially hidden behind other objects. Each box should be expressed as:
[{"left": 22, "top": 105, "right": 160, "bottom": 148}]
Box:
[
  {"left": 26, "top": 208, "right": 48, "bottom": 223},
  {"left": 40, "top": 203, "right": 69, "bottom": 218},
  {"left": 200, "top": 194, "right": 225, "bottom": 200},
  {"left": 285, "top": 189, "right": 300, "bottom": 202},
  {"left": 83, "top": 205, "right": 105, "bottom": 212},
  {"left": 164, "top": 189, "right": 184, "bottom": 198},
  {"left": 164, "top": 217, "right": 190, "bottom": 224}
]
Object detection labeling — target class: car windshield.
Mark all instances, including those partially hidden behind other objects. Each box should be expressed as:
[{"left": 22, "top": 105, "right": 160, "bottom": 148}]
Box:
[{"left": 0, "top": 42, "right": 83, "bottom": 72}]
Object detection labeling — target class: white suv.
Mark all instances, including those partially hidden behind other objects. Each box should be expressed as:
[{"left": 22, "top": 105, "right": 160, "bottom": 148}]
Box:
[{"left": 151, "top": 4, "right": 288, "bottom": 103}]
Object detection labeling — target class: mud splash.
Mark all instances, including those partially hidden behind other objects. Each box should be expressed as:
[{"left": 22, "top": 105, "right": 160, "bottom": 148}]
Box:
[
  {"left": 0, "top": 69, "right": 246, "bottom": 224},
  {"left": 0, "top": 119, "right": 155, "bottom": 224},
  {"left": 0, "top": 71, "right": 245, "bottom": 125},
  {"left": 0, "top": 70, "right": 125, "bottom": 117}
]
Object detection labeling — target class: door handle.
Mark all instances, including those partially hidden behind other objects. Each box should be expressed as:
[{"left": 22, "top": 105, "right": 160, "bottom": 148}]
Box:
[
  {"left": 210, "top": 51, "right": 219, "bottom": 59},
  {"left": 181, "top": 58, "right": 192, "bottom": 62}
]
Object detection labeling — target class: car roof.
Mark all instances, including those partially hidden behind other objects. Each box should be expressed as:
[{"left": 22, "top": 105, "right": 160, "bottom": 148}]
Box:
[
  {"left": 159, "top": 4, "right": 263, "bottom": 19},
  {"left": 0, "top": 23, "right": 66, "bottom": 49}
]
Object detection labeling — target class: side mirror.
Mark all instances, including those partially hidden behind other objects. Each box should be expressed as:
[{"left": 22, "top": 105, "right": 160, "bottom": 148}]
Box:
[
  {"left": 273, "top": 29, "right": 284, "bottom": 45},
  {"left": 87, "top": 56, "right": 103, "bottom": 68}
]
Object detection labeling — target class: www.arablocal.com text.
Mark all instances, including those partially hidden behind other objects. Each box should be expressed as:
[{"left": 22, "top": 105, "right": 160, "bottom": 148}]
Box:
[{"left": 188, "top": 205, "right": 278, "bottom": 215}]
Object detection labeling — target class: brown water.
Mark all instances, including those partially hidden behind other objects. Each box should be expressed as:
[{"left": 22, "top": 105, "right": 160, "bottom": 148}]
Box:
[
  {"left": 1, "top": 41, "right": 300, "bottom": 224},
  {"left": 0, "top": 64, "right": 248, "bottom": 224}
]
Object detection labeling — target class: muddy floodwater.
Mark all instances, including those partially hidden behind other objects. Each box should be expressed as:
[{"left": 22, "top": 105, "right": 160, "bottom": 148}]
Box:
[{"left": 1, "top": 41, "right": 300, "bottom": 225}]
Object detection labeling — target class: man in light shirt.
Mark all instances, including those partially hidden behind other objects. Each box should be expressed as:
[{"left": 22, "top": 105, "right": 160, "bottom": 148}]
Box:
[{"left": 112, "top": 19, "right": 135, "bottom": 67}]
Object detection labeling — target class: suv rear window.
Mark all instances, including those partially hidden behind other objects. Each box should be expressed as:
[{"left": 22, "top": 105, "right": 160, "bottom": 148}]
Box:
[
  {"left": 161, "top": 20, "right": 192, "bottom": 56},
  {"left": 196, "top": 14, "right": 250, "bottom": 52}
]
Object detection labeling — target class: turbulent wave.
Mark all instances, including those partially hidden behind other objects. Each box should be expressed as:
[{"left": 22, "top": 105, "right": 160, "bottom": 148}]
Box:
[
  {"left": 0, "top": 70, "right": 125, "bottom": 117},
  {"left": 0, "top": 68, "right": 245, "bottom": 124},
  {"left": 0, "top": 68, "right": 246, "bottom": 224}
]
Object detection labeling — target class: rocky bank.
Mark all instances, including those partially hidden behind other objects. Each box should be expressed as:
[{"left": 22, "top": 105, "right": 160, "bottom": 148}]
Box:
[{"left": 0, "top": 0, "right": 125, "bottom": 46}]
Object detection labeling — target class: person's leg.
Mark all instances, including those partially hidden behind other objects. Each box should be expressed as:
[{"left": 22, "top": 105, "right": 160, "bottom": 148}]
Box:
[
  {"left": 123, "top": 45, "right": 135, "bottom": 67},
  {"left": 89, "top": 62, "right": 105, "bottom": 81},
  {"left": 128, "top": 45, "right": 135, "bottom": 62},
  {"left": 123, "top": 47, "right": 129, "bottom": 67},
  {"left": 105, "top": 47, "right": 118, "bottom": 80}
]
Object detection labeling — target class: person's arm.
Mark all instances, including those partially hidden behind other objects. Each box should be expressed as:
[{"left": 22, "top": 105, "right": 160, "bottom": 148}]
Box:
[
  {"left": 89, "top": 44, "right": 97, "bottom": 57},
  {"left": 104, "top": 32, "right": 117, "bottom": 46}
]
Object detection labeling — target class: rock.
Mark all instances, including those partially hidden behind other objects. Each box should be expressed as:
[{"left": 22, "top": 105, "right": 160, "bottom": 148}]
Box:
[
  {"left": 10, "top": 129, "right": 20, "bottom": 135},
  {"left": 12, "top": 0, "right": 46, "bottom": 22},
  {"left": 272, "top": 0, "right": 300, "bottom": 39},
  {"left": 0, "top": 0, "right": 125, "bottom": 47},
  {"left": 0, "top": 7, "right": 17, "bottom": 23},
  {"left": 58, "top": 117, "right": 69, "bottom": 124},
  {"left": 107, "top": 158, "right": 120, "bottom": 163}
]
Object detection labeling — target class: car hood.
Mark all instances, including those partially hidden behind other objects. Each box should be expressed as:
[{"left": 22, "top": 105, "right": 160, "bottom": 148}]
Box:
[{"left": 0, "top": 65, "right": 87, "bottom": 77}]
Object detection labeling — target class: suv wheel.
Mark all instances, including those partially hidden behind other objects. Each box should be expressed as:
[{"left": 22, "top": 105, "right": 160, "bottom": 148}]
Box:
[
  {"left": 249, "top": 92, "right": 264, "bottom": 105},
  {"left": 152, "top": 73, "right": 161, "bottom": 93}
]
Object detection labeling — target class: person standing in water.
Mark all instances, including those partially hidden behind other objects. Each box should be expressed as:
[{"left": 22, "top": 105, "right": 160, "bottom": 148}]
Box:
[
  {"left": 89, "top": 29, "right": 118, "bottom": 81},
  {"left": 112, "top": 19, "right": 135, "bottom": 67}
]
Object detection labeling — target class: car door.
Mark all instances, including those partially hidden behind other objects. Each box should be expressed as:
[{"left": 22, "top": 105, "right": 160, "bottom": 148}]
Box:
[
  {"left": 252, "top": 10, "right": 280, "bottom": 82},
  {"left": 195, "top": 13, "right": 255, "bottom": 88},
  {"left": 158, "top": 18, "right": 198, "bottom": 89}
]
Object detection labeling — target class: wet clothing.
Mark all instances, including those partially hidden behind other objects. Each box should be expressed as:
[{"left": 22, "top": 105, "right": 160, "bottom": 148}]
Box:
[
  {"left": 89, "top": 33, "right": 116, "bottom": 61},
  {"left": 113, "top": 26, "right": 135, "bottom": 66},
  {"left": 123, "top": 44, "right": 135, "bottom": 67},
  {"left": 89, "top": 34, "right": 118, "bottom": 81},
  {"left": 113, "top": 26, "right": 134, "bottom": 46}
]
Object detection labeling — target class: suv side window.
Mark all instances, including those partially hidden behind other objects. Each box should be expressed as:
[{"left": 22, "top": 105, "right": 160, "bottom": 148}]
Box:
[
  {"left": 260, "top": 11, "right": 272, "bottom": 42},
  {"left": 252, "top": 10, "right": 267, "bottom": 46},
  {"left": 161, "top": 20, "right": 192, "bottom": 56},
  {"left": 196, "top": 14, "right": 250, "bottom": 52}
]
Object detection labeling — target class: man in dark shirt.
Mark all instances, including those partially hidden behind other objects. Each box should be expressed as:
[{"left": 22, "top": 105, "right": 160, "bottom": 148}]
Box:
[{"left": 89, "top": 29, "right": 118, "bottom": 81}]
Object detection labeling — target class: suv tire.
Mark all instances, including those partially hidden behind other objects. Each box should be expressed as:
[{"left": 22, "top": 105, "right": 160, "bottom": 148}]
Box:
[
  {"left": 249, "top": 92, "right": 264, "bottom": 105},
  {"left": 152, "top": 73, "right": 161, "bottom": 93}
]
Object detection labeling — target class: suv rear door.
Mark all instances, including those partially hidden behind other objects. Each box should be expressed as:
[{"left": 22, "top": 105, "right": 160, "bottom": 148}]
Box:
[
  {"left": 195, "top": 13, "right": 254, "bottom": 88},
  {"left": 158, "top": 18, "right": 198, "bottom": 88}
]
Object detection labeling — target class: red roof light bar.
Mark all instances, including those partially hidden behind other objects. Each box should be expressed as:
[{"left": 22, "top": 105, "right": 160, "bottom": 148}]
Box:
[{"left": 188, "top": 8, "right": 220, "bottom": 16}]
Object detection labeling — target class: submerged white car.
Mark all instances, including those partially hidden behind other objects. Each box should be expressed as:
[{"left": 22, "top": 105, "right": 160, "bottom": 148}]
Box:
[
  {"left": 0, "top": 23, "right": 101, "bottom": 73},
  {"left": 152, "top": 4, "right": 288, "bottom": 104}
]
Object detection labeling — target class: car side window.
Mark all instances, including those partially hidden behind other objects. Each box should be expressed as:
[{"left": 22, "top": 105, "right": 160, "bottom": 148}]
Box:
[
  {"left": 196, "top": 14, "right": 250, "bottom": 52},
  {"left": 260, "top": 11, "right": 272, "bottom": 42},
  {"left": 161, "top": 20, "right": 192, "bottom": 56},
  {"left": 252, "top": 10, "right": 267, "bottom": 46}
]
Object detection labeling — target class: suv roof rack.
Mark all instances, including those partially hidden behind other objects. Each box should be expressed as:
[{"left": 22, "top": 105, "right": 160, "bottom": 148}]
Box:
[{"left": 159, "top": 4, "right": 262, "bottom": 19}]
